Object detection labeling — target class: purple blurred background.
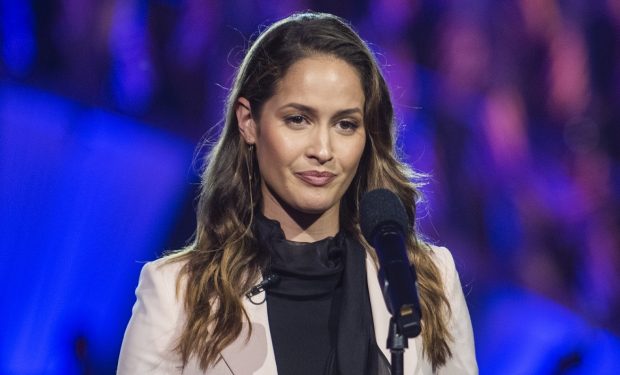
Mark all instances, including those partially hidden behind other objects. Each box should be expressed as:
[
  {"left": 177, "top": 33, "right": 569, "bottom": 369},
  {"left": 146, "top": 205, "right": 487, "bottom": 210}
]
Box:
[{"left": 2, "top": 0, "right": 620, "bottom": 374}]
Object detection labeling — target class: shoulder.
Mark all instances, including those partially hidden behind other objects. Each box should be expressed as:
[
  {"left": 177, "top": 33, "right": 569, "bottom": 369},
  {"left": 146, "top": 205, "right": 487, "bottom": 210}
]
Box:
[
  {"left": 423, "top": 244, "right": 460, "bottom": 289},
  {"left": 422, "top": 244, "right": 479, "bottom": 374},
  {"left": 136, "top": 254, "right": 189, "bottom": 304},
  {"left": 129, "top": 252, "right": 191, "bottom": 326},
  {"left": 421, "top": 243, "right": 467, "bottom": 310},
  {"left": 143, "top": 253, "right": 188, "bottom": 284},
  {"left": 424, "top": 243, "right": 453, "bottom": 265},
  {"left": 117, "top": 253, "right": 191, "bottom": 373}
]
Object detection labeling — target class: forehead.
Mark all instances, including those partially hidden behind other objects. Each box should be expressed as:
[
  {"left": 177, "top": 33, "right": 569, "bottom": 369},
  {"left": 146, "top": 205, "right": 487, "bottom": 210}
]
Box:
[{"left": 269, "top": 55, "right": 365, "bottom": 110}]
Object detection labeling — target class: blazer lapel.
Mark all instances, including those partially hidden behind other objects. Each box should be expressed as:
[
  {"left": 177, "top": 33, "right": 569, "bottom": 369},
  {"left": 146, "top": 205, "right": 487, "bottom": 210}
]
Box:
[
  {"left": 366, "top": 256, "right": 420, "bottom": 374},
  {"left": 219, "top": 288, "right": 278, "bottom": 375}
]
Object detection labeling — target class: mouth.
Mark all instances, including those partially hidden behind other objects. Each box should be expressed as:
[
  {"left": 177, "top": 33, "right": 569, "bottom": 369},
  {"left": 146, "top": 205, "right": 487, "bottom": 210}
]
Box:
[{"left": 295, "top": 171, "right": 337, "bottom": 187}]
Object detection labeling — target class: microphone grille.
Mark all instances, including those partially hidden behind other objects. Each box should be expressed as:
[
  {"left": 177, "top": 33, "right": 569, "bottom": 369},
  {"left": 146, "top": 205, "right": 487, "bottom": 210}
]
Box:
[{"left": 360, "top": 189, "right": 410, "bottom": 242}]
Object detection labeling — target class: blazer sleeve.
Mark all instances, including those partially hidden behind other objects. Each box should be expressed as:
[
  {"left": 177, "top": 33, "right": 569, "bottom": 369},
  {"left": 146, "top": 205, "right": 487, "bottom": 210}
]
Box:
[
  {"left": 117, "top": 259, "right": 186, "bottom": 374},
  {"left": 433, "top": 246, "right": 478, "bottom": 375}
]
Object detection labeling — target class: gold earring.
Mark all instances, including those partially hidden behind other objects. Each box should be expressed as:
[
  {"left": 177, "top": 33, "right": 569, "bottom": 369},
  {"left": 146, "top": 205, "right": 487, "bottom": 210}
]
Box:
[
  {"left": 241, "top": 143, "right": 257, "bottom": 240},
  {"left": 247, "top": 144, "right": 255, "bottom": 207}
]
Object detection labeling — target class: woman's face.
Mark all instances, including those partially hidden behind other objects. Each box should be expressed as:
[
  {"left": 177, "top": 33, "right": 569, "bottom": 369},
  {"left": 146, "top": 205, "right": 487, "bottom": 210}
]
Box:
[{"left": 239, "top": 56, "right": 366, "bottom": 219}]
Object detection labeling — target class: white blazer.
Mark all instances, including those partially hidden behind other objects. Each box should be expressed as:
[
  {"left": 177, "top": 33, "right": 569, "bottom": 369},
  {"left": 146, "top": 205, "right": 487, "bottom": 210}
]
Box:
[{"left": 117, "top": 245, "right": 477, "bottom": 374}]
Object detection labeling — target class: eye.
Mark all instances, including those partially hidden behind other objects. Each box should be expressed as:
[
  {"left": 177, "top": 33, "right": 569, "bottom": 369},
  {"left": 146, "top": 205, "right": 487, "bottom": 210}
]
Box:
[
  {"left": 284, "top": 115, "right": 307, "bottom": 127},
  {"left": 336, "top": 120, "right": 360, "bottom": 133}
]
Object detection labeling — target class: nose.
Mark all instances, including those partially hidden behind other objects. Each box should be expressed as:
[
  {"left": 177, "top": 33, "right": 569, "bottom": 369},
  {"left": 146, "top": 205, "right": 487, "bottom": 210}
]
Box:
[{"left": 306, "top": 124, "right": 333, "bottom": 164}]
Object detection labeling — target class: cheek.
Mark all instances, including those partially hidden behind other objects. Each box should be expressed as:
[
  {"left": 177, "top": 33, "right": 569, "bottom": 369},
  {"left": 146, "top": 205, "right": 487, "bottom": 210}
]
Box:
[
  {"left": 344, "top": 140, "right": 366, "bottom": 190},
  {"left": 256, "top": 148, "right": 281, "bottom": 177},
  {"left": 343, "top": 137, "right": 366, "bottom": 171},
  {"left": 256, "top": 130, "right": 297, "bottom": 173}
]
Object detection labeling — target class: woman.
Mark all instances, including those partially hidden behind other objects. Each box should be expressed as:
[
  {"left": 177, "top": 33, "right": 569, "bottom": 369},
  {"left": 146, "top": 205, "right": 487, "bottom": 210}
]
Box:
[{"left": 118, "top": 11, "right": 477, "bottom": 375}]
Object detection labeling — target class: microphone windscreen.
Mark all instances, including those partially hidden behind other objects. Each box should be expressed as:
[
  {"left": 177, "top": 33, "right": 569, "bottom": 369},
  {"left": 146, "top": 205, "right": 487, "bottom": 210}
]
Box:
[{"left": 360, "top": 189, "right": 410, "bottom": 242}]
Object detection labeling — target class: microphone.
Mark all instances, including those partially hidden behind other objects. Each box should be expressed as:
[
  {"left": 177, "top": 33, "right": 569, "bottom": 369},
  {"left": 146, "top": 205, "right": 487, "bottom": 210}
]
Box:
[
  {"left": 360, "top": 189, "right": 422, "bottom": 338},
  {"left": 245, "top": 273, "right": 280, "bottom": 304}
]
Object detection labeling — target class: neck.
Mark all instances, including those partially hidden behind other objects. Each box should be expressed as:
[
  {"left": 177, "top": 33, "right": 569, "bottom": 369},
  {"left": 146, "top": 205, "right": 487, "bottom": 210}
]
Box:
[{"left": 262, "top": 201, "right": 340, "bottom": 242}]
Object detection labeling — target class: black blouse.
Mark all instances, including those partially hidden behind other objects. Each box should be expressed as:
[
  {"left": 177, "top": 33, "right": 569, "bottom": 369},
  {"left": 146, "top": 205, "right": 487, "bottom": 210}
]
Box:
[{"left": 254, "top": 214, "right": 391, "bottom": 375}]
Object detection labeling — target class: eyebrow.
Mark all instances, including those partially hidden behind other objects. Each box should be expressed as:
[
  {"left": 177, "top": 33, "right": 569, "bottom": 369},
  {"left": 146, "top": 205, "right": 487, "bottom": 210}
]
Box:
[{"left": 279, "top": 103, "right": 363, "bottom": 118}]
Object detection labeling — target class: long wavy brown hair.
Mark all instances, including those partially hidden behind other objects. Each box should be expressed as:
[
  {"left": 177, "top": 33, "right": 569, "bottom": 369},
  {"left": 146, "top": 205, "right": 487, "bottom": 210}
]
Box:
[{"left": 166, "top": 11, "right": 452, "bottom": 371}]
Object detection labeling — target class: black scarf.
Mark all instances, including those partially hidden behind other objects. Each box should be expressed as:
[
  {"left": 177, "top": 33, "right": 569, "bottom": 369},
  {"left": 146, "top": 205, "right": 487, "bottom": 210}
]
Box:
[{"left": 255, "top": 215, "right": 390, "bottom": 375}]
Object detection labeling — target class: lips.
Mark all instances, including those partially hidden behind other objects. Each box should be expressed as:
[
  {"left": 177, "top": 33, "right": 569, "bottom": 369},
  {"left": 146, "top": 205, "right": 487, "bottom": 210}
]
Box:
[{"left": 295, "top": 171, "right": 336, "bottom": 186}]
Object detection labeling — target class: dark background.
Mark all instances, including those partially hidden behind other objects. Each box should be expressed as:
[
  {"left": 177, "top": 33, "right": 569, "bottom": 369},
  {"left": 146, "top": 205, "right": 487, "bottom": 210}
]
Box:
[{"left": 1, "top": 0, "right": 619, "bottom": 373}]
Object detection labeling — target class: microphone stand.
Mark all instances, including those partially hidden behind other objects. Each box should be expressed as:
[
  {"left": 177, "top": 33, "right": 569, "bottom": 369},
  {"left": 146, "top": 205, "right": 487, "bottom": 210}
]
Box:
[
  {"left": 385, "top": 303, "right": 421, "bottom": 375},
  {"left": 387, "top": 317, "right": 407, "bottom": 375}
]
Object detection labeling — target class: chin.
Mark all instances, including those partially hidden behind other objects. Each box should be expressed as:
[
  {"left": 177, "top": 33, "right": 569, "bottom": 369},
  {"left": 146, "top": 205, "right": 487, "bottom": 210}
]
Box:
[
  {"left": 262, "top": 182, "right": 342, "bottom": 217},
  {"left": 295, "top": 206, "right": 330, "bottom": 215},
  {"left": 292, "top": 198, "right": 339, "bottom": 216}
]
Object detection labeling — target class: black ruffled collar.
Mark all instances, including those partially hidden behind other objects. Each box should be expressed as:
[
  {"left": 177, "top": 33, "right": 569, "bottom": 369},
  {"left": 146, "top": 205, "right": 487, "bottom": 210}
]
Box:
[{"left": 255, "top": 214, "right": 345, "bottom": 298}]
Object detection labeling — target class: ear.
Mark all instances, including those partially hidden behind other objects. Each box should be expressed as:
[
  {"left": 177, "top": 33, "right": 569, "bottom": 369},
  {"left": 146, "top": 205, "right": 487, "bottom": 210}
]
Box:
[{"left": 236, "top": 97, "right": 257, "bottom": 144}]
